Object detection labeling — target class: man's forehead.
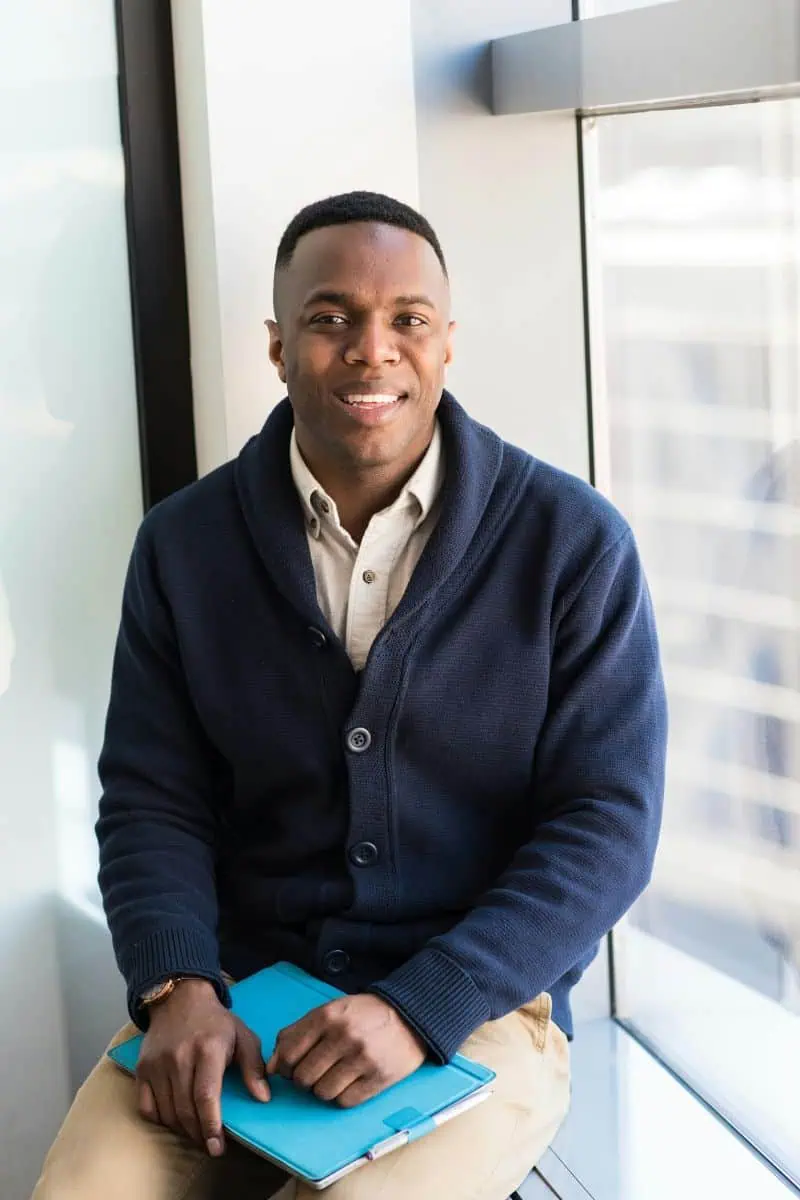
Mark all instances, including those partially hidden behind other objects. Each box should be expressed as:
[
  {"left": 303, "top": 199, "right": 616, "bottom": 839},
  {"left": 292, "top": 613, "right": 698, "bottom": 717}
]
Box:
[{"left": 282, "top": 222, "right": 448, "bottom": 299}]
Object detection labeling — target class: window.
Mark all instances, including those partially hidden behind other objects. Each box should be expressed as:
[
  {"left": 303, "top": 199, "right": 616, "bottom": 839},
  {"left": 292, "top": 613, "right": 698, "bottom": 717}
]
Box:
[
  {"left": 0, "top": 8, "right": 144, "bottom": 912},
  {"left": 584, "top": 98, "right": 800, "bottom": 1184}
]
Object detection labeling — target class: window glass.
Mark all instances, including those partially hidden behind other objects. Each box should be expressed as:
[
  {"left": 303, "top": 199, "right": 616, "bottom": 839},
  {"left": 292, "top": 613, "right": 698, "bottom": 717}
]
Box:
[
  {"left": 0, "top": 2, "right": 143, "bottom": 1189},
  {"left": 585, "top": 99, "right": 800, "bottom": 1186}
]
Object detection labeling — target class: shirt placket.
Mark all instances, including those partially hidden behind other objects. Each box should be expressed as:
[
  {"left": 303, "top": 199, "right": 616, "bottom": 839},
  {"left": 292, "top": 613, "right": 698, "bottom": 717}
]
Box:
[{"left": 346, "top": 515, "right": 408, "bottom": 670}]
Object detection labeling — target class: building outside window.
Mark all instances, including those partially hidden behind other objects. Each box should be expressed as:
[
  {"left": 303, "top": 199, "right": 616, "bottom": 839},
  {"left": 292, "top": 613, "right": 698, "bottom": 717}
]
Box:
[{"left": 583, "top": 95, "right": 800, "bottom": 1186}]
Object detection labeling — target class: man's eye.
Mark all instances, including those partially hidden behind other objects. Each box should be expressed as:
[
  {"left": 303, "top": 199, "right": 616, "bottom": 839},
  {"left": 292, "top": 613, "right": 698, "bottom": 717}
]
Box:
[
  {"left": 396, "top": 315, "right": 427, "bottom": 327},
  {"left": 310, "top": 314, "right": 347, "bottom": 326}
]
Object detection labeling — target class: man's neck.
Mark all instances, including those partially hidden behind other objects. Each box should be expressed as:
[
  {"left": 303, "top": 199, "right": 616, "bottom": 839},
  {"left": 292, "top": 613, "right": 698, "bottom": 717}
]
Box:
[
  {"left": 310, "top": 460, "right": 417, "bottom": 543},
  {"left": 296, "top": 429, "right": 435, "bottom": 543}
]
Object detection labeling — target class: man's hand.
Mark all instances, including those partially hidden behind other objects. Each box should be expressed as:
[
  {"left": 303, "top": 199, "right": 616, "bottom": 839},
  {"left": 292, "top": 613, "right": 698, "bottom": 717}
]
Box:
[
  {"left": 266, "top": 993, "right": 426, "bottom": 1108},
  {"left": 136, "top": 978, "right": 269, "bottom": 1156}
]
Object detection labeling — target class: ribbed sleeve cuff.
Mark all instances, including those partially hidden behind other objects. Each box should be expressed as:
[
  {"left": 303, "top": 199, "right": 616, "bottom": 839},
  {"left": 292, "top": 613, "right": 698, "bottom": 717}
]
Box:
[
  {"left": 369, "top": 946, "right": 490, "bottom": 1063},
  {"left": 121, "top": 926, "right": 231, "bottom": 1029}
]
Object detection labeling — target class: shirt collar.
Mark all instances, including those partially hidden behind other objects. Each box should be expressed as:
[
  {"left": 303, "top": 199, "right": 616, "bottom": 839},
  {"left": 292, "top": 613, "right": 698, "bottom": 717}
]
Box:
[
  {"left": 289, "top": 420, "right": 445, "bottom": 537},
  {"left": 236, "top": 392, "right": 515, "bottom": 629},
  {"left": 289, "top": 428, "right": 331, "bottom": 538},
  {"left": 404, "top": 420, "right": 445, "bottom": 528}
]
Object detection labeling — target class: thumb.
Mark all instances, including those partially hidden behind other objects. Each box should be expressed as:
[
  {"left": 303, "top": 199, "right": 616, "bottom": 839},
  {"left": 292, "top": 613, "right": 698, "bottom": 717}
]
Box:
[{"left": 235, "top": 1025, "right": 270, "bottom": 1102}]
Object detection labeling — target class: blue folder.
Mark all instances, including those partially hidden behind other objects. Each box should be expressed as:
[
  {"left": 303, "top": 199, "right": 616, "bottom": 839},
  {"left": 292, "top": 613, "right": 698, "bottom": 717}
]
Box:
[{"left": 108, "top": 961, "right": 495, "bottom": 1189}]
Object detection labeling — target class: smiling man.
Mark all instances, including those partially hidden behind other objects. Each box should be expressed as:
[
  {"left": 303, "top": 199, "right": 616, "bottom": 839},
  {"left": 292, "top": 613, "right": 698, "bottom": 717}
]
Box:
[{"left": 33, "top": 192, "right": 667, "bottom": 1200}]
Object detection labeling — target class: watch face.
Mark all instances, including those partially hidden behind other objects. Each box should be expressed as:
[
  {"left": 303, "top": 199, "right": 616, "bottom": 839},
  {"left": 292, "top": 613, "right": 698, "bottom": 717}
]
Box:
[{"left": 140, "top": 979, "right": 173, "bottom": 1005}]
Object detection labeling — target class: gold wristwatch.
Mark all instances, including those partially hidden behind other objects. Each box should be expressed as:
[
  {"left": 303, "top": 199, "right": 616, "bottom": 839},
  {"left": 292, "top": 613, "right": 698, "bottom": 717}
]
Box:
[{"left": 138, "top": 976, "right": 187, "bottom": 1008}]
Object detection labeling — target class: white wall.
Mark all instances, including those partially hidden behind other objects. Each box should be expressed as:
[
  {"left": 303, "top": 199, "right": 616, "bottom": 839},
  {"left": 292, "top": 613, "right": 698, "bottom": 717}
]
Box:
[
  {"left": 171, "top": 0, "right": 421, "bottom": 473},
  {"left": 412, "top": 0, "right": 590, "bottom": 478},
  {"left": 173, "top": 0, "right": 590, "bottom": 479}
]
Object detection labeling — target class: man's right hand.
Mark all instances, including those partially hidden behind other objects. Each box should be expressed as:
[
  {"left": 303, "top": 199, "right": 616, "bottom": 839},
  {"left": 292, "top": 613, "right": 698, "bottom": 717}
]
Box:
[{"left": 136, "top": 978, "right": 270, "bottom": 1156}]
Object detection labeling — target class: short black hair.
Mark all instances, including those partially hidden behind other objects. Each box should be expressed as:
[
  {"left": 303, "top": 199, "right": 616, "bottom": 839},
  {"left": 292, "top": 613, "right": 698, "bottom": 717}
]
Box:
[{"left": 274, "top": 190, "right": 449, "bottom": 280}]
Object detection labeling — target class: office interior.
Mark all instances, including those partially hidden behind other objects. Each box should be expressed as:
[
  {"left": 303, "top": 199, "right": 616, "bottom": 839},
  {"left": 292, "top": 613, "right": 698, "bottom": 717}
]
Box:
[{"left": 1, "top": 1, "right": 799, "bottom": 1197}]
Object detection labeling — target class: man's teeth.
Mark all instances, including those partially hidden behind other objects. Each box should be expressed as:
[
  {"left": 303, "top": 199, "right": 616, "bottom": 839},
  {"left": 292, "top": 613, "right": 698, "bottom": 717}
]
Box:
[{"left": 340, "top": 394, "right": 401, "bottom": 406}]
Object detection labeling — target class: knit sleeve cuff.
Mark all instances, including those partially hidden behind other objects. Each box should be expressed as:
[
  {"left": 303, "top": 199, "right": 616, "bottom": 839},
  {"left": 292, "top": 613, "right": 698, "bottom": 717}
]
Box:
[
  {"left": 120, "top": 925, "right": 231, "bottom": 1029},
  {"left": 369, "top": 945, "right": 490, "bottom": 1063}
]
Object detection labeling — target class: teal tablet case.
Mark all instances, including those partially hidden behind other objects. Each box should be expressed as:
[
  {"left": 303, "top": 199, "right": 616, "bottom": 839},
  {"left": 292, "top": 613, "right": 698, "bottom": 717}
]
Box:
[{"left": 108, "top": 962, "right": 494, "bottom": 1186}]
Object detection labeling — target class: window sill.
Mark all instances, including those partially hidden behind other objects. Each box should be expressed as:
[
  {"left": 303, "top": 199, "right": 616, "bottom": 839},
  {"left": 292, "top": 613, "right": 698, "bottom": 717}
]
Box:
[{"left": 521, "top": 1020, "right": 797, "bottom": 1200}]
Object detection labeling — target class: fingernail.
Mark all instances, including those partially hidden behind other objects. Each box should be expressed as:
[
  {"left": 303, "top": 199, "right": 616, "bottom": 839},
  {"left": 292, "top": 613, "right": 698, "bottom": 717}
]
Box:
[
  {"left": 256, "top": 1079, "right": 270, "bottom": 1101},
  {"left": 207, "top": 1137, "right": 223, "bottom": 1157}
]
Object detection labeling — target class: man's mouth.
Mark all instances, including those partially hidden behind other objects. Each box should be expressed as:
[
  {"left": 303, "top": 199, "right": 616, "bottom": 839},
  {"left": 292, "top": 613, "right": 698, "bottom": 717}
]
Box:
[{"left": 336, "top": 392, "right": 406, "bottom": 408}]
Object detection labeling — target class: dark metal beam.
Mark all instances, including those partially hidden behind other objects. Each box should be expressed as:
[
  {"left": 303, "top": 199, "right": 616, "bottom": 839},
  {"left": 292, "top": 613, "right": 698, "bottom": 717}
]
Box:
[{"left": 115, "top": 0, "right": 197, "bottom": 509}]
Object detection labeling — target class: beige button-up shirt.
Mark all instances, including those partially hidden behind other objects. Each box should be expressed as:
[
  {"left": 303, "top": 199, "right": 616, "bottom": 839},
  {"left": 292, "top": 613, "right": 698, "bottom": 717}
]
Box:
[{"left": 289, "top": 422, "right": 445, "bottom": 670}]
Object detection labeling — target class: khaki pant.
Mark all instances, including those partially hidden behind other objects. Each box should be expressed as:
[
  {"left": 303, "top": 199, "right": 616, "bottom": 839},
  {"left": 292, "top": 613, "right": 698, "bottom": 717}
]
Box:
[{"left": 32, "top": 993, "right": 570, "bottom": 1200}]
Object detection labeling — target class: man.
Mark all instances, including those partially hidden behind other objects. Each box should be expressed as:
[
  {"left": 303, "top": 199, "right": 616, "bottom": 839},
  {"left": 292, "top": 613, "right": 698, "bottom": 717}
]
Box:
[{"left": 34, "top": 191, "right": 666, "bottom": 1200}]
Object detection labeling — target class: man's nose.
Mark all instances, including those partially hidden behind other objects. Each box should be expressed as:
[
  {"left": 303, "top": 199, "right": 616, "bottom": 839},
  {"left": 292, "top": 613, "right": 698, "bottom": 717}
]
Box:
[{"left": 343, "top": 317, "right": 401, "bottom": 366}]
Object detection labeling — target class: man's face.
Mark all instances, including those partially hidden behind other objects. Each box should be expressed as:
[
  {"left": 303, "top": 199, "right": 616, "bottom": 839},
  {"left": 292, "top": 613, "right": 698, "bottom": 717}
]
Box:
[{"left": 267, "top": 221, "right": 454, "bottom": 473}]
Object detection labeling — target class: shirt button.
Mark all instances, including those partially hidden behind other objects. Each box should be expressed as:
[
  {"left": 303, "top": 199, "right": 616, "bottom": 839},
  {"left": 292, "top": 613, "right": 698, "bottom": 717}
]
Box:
[
  {"left": 349, "top": 841, "right": 379, "bottom": 868},
  {"left": 313, "top": 494, "right": 330, "bottom": 515},
  {"left": 345, "top": 727, "right": 372, "bottom": 754},
  {"left": 308, "top": 626, "right": 327, "bottom": 649},
  {"left": 362, "top": 570, "right": 376, "bottom": 585},
  {"left": 323, "top": 949, "right": 350, "bottom": 976}
]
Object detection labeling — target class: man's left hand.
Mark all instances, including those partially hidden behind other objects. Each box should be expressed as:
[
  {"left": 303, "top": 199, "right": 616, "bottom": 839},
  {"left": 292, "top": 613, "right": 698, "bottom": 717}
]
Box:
[{"left": 265, "top": 993, "right": 427, "bottom": 1107}]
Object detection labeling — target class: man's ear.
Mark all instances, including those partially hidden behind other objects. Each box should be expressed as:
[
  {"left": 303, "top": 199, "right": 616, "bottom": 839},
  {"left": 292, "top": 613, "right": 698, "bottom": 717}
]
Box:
[
  {"left": 265, "top": 319, "right": 287, "bottom": 383},
  {"left": 444, "top": 320, "right": 456, "bottom": 367}
]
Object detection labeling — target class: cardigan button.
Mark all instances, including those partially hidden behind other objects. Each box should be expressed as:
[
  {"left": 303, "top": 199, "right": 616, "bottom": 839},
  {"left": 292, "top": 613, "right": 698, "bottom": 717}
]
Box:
[
  {"left": 345, "top": 727, "right": 372, "bottom": 754},
  {"left": 308, "top": 626, "right": 327, "bottom": 649},
  {"left": 349, "top": 841, "right": 379, "bottom": 868},
  {"left": 323, "top": 949, "right": 350, "bottom": 976}
]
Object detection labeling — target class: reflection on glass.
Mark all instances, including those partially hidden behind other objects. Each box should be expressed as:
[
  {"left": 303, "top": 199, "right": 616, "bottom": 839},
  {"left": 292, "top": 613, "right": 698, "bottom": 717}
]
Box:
[{"left": 586, "top": 99, "right": 800, "bottom": 1184}]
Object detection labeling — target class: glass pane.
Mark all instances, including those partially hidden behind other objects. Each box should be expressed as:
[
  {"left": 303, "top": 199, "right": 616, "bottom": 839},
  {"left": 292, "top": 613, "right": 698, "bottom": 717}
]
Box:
[
  {"left": 0, "top": 3, "right": 143, "bottom": 1195},
  {"left": 585, "top": 99, "right": 800, "bottom": 1185}
]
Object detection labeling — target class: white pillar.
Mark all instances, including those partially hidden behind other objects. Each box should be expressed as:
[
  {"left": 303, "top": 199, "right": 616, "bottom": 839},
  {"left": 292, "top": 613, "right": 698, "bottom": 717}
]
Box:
[{"left": 171, "top": 0, "right": 421, "bottom": 473}]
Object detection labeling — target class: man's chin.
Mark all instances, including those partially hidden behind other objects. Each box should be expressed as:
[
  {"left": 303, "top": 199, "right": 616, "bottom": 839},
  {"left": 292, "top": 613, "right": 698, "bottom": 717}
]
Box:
[{"left": 296, "top": 401, "right": 434, "bottom": 474}]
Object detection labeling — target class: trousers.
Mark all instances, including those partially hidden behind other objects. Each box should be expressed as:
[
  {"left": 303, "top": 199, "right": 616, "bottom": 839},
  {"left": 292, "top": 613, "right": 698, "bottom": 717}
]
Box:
[{"left": 31, "top": 991, "right": 570, "bottom": 1200}]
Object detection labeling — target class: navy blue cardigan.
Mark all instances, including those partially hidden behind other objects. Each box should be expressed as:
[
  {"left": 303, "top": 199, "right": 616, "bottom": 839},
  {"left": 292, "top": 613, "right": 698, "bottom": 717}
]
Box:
[{"left": 96, "top": 392, "right": 666, "bottom": 1062}]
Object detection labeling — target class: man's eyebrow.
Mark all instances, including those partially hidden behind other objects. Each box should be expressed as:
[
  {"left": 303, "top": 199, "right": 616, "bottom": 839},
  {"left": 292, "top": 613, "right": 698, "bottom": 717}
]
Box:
[
  {"left": 393, "top": 294, "right": 437, "bottom": 308},
  {"left": 302, "top": 288, "right": 438, "bottom": 309},
  {"left": 302, "top": 289, "right": 351, "bottom": 308}
]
